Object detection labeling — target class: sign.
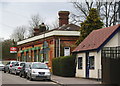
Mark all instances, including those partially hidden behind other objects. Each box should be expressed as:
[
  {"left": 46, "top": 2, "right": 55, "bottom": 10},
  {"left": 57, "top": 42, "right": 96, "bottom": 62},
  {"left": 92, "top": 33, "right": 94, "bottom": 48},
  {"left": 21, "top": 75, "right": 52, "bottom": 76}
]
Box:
[
  {"left": 64, "top": 47, "right": 70, "bottom": 56},
  {"left": 10, "top": 47, "right": 17, "bottom": 53}
]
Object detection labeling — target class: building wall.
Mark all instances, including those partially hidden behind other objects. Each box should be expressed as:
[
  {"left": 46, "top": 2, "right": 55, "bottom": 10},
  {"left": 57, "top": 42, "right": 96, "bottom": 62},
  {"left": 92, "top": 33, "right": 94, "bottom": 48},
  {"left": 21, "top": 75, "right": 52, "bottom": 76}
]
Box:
[
  {"left": 76, "top": 51, "right": 101, "bottom": 79},
  {"left": 17, "top": 36, "right": 78, "bottom": 68},
  {"left": 105, "top": 32, "right": 119, "bottom": 47},
  {"left": 89, "top": 51, "right": 101, "bottom": 79},
  {"left": 76, "top": 31, "right": 120, "bottom": 79},
  {"left": 76, "top": 53, "right": 86, "bottom": 78}
]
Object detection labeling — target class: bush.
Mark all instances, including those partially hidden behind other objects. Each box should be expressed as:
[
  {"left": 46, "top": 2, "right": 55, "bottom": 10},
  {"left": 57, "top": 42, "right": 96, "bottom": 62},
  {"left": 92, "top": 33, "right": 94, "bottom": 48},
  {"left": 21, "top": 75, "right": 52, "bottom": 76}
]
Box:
[
  {"left": 52, "top": 57, "right": 61, "bottom": 76},
  {"left": 52, "top": 55, "right": 76, "bottom": 77}
]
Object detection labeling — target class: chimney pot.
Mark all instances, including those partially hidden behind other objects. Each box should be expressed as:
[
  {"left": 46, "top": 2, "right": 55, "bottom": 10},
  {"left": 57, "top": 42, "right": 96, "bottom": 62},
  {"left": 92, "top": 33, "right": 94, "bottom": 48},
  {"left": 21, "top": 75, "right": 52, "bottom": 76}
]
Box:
[
  {"left": 58, "top": 11, "right": 70, "bottom": 27},
  {"left": 33, "top": 26, "right": 40, "bottom": 36}
]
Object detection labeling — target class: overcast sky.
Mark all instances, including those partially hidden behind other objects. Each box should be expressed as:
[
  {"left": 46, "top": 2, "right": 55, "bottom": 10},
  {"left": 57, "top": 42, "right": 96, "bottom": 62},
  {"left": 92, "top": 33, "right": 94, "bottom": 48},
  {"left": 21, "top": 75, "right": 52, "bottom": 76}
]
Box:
[{"left": 0, "top": 1, "right": 76, "bottom": 40}]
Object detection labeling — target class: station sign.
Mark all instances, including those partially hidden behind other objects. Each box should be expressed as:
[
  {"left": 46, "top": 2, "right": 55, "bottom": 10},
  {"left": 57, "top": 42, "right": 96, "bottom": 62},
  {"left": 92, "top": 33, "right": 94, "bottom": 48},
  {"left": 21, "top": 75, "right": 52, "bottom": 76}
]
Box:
[{"left": 10, "top": 47, "right": 17, "bottom": 53}]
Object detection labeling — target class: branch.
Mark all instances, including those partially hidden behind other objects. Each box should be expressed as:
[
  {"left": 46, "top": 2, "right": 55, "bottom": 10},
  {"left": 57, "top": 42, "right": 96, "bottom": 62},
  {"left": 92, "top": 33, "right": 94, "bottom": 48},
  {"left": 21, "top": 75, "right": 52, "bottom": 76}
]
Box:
[
  {"left": 109, "top": 5, "right": 119, "bottom": 26},
  {"left": 73, "top": 2, "right": 88, "bottom": 17}
]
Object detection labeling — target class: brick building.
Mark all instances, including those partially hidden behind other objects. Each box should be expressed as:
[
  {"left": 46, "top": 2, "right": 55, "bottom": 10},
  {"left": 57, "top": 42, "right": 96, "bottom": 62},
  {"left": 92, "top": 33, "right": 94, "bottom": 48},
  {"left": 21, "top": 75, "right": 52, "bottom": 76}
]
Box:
[{"left": 17, "top": 11, "right": 80, "bottom": 67}]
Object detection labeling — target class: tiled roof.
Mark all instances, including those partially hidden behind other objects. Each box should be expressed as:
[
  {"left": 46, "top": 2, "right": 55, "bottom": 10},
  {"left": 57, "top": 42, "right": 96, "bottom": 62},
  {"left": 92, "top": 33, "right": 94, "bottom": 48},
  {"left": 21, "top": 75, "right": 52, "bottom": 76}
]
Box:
[
  {"left": 57, "top": 24, "right": 80, "bottom": 31},
  {"left": 73, "top": 24, "right": 120, "bottom": 53},
  {"left": 22, "top": 24, "right": 80, "bottom": 41}
]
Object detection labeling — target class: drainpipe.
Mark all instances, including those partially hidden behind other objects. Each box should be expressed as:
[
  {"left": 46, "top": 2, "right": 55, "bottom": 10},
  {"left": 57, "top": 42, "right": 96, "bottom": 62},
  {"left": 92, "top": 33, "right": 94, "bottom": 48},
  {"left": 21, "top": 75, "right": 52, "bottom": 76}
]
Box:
[
  {"left": 59, "top": 38, "right": 60, "bottom": 57},
  {"left": 56, "top": 39, "right": 58, "bottom": 57}
]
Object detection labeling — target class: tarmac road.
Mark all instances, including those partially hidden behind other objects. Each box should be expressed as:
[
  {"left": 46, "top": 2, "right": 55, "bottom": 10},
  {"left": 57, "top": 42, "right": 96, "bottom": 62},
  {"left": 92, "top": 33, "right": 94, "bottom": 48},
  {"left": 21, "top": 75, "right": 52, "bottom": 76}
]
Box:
[{"left": 1, "top": 71, "right": 57, "bottom": 86}]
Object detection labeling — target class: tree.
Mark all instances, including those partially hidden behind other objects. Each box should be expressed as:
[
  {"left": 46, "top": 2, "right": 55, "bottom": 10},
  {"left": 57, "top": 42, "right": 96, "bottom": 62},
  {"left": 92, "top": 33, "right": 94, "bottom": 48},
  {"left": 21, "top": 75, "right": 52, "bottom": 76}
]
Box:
[
  {"left": 10, "top": 26, "right": 27, "bottom": 41},
  {"left": 28, "top": 14, "right": 44, "bottom": 36},
  {"left": 50, "top": 18, "right": 59, "bottom": 29},
  {"left": 71, "top": 1, "right": 119, "bottom": 27},
  {"left": 0, "top": 38, "right": 3, "bottom": 60},
  {"left": 2, "top": 39, "right": 17, "bottom": 60},
  {"left": 76, "top": 8, "right": 104, "bottom": 45}
]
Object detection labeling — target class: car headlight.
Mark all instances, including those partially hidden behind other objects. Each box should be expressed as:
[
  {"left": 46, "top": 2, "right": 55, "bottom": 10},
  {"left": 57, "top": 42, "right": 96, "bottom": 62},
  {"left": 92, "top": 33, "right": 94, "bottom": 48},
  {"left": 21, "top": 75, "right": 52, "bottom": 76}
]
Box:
[
  {"left": 25, "top": 70, "right": 28, "bottom": 73},
  {"left": 32, "top": 70, "right": 36, "bottom": 73},
  {"left": 46, "top": 72, "right": 51, "bottom": 75}
]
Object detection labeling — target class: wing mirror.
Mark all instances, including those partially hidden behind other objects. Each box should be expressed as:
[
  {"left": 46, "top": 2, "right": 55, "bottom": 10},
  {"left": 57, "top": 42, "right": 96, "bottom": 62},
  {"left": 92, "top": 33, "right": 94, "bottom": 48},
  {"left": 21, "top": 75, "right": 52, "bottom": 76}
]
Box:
[
  {"left": 49, "top": 67, "right": 51, "bottom": 70},
  {"left": 29, "top": 65, "right": 31, "bottom": 69},
  {"left": 10, "top": 64, "right": 12, "bottom": 67}
]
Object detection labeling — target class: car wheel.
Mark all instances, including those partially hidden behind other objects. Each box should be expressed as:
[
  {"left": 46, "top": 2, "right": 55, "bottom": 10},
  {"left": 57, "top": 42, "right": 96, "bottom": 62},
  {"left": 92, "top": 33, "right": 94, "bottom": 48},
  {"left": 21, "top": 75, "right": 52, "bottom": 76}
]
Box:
[
  {"left": 47, "top": 79, "right": 51, "bottom": 81},
  {"left": 29, "top": 74, "right": 33, "bottom": 81},
  {"left": 26, "top": 75, "right": 29, "bottom": 80},
  {"left": 19, "top": 72, "right": 22, "bottom": 77},
  {"left": 4, "top": 69, "right": 6, "bottom": 73},
  {"left": 15, "top": 71, "right": 17, "bottom": 75},
  {"left": 23, "top": 74, "right": 26, "bottom": 78},
  {"left": 8, "top": 70, "right": 10, "bottom": 73},
  {"left": 15, "top": 70, "right": 18, "bottom": 75},
  {"left": 9, "top": 69, "right": 12, "bottom": 74},
  {"left": 4, "top": 70, "right": 6, "bottom": 73}
]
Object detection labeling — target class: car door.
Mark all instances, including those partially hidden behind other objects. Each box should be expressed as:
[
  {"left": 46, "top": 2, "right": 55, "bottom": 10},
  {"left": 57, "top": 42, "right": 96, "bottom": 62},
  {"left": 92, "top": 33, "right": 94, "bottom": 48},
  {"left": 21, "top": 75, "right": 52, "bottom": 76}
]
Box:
[
  {"left": 21, "top": 64, "right": 25, "bottom": 75},
  {"left": 27, "top": 64, "right": 32, "bottom": 77},
  {"left": 5, "top": 62, "right": 10, "bottom": 72},
  {"left": 11, "top": 64, "right": 16, "bottom": 73}
]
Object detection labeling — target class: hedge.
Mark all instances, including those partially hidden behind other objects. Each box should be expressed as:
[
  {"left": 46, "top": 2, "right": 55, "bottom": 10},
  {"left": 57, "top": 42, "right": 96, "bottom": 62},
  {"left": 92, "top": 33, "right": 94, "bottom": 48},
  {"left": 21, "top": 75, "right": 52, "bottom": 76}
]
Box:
[{"left": 52, "top": 55, "right": 76, "bottom": 77}]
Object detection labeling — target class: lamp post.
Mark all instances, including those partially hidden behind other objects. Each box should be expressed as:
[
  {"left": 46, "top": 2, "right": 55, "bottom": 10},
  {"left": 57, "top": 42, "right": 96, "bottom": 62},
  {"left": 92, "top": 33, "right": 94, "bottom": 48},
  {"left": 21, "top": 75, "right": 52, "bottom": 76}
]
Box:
[
  {"left": 39, "top": 23, "right": 46, "bottom": 62},
  {"left": 42, "top": 32, "right": 45, "bottom": 62}
]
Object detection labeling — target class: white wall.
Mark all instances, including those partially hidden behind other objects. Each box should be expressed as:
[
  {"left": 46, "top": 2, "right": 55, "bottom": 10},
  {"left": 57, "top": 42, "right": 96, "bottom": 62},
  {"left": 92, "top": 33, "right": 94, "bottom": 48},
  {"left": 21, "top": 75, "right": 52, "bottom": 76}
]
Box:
[
  {"left": 76, "top": 53, "right": 86, "bottom": 78},
  {"left": 105, "top": 32, "right": 119, "bottom": 47},
  {"left": 89, "top": 51, "right": 101, "bottom": 79},
  {"left": 118, "top": 31, "right": 120, "bottom": 46},
  {"left": 76, "top": 51, "right": 102, "bottom": 79}
]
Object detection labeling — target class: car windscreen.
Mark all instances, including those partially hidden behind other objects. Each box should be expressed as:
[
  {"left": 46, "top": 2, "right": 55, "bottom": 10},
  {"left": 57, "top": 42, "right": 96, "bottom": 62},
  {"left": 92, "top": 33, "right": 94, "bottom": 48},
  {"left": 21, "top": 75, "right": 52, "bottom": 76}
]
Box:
[
  {"left": 31, "top": 63, "right": 48, "bottom": 69},
  {"left": 0, "top": 64, "right": 4, "bottom": 66},
  {"left": 26, "top": 63, "right": 30, "bottom": 68},
  {"left": 12, "top": 62, "right": 17, "bottom": 64},
  {"left": 6, "top": 62, "right": 10, "bottom": 65},
  {"left": 20, "top": 63, "right": 25, "bottom": 66}
]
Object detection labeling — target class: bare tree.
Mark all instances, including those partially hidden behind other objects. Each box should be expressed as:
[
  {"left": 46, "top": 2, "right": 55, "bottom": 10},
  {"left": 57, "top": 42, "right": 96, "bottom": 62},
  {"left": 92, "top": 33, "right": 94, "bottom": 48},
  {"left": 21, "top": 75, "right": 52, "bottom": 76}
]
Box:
[
  {"left": 47, "top": 18, "right": 59, "bottom": 29},
  {"left": 71, "top": 1, "right": 119, "bottom": 27},
  {"left": 51, "top": 19, "right": 59, "bottom": 29},
  {"left": 28, "top": 14, "right": 44, "bottom": 37},
  {"left": 10, "top": 26, "right": 27, "bottom": 41}
]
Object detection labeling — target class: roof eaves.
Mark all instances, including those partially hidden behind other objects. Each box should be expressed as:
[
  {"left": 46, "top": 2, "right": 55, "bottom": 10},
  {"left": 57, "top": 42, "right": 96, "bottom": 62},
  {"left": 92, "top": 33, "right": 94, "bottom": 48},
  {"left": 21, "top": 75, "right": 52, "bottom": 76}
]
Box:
[
  {"left": 73, "top": 24, "right": 120, "bottom": 53},
  {"left": 97, "top": 26, "right": 120, "bottom": 52},
  {"left": 72, "top": 48, "right": 97, "bottom": 53}
]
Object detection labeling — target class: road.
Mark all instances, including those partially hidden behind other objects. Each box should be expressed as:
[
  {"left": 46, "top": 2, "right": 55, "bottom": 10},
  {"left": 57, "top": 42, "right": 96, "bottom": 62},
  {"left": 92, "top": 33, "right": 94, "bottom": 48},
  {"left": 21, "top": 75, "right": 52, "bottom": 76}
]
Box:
[{"left": 1, "top": 71, "right": 58, "bottom": 86}]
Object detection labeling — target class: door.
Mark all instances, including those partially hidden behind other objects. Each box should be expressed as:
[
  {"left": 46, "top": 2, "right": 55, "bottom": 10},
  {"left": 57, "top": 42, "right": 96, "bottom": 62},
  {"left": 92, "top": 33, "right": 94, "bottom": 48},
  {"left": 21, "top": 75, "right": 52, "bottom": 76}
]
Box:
[{"left": 86, "top": 52, "right": 89, "bottom": 78}]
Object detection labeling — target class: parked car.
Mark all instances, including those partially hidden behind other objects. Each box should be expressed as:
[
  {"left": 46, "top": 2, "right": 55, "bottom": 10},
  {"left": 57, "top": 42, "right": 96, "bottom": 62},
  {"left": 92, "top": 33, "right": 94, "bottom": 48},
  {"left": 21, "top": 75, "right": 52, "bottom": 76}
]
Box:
[
  {"left": 0, "top": 63, "right": 5, "bottom": 71},
  {"left": 10, "top": 62, "right": 25, "bottom": 75},
  {"left": 19, "top": 62, "right": 31, "bottom": 78},
  {"left": 26, "top": 62, "right": 51, "bottom": 81},
  {"left": 4, "top": 61, "right": 18, "bottom": 73}
]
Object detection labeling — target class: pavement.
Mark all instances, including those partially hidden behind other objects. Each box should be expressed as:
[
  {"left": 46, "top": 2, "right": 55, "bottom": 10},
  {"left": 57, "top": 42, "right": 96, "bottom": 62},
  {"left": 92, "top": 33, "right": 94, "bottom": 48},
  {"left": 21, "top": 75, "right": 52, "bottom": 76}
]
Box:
[{"left": 51, "top": 75, "right": 101, "bottom": 85}]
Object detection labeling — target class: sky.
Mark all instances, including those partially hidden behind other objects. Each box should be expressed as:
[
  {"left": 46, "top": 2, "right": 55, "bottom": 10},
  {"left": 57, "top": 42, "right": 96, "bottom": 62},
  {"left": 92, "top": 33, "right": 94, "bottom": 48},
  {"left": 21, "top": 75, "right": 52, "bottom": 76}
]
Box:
[{"left": 0, "top": 0, "right": 76, "bottom": 40}]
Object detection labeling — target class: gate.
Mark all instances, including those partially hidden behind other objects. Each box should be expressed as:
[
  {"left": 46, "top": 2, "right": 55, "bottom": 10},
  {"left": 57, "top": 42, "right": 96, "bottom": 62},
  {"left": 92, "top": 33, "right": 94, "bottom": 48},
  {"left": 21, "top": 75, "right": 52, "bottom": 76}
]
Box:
[{"left": 102, "top": 47, "right": 120, "bottom": 86}]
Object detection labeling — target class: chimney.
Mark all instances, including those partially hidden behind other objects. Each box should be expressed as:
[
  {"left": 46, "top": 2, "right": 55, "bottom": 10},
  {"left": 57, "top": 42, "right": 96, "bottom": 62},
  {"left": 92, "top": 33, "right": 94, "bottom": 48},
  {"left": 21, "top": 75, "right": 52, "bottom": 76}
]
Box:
[
  {"left": 33, "top": 27, "right": 40, "bottom": 36},
  {"left": 58, "top": 11, "right": 70, "bottom": 27},
  {"left": 39, "top": 23, "right": 46, "bottom": 32}
]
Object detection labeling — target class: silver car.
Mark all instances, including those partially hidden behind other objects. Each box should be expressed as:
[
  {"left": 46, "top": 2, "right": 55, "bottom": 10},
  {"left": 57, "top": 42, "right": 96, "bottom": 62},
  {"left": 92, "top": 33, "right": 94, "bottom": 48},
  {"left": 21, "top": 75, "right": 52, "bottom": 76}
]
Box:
[
  {"left": 19, "top": 62, "right": 32, "bottom": 78},
  {"left": 26, "top": 62, "right": 51, "bottom": 81},
  {"left": 0, "top": 63, "right": 5, "bottom": 71},
  {"left": 4, "top": 61, "right": 18, "bottom": 73},
  {"left": 10, "top": 62, "right": 25, "bottom": 75}
]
